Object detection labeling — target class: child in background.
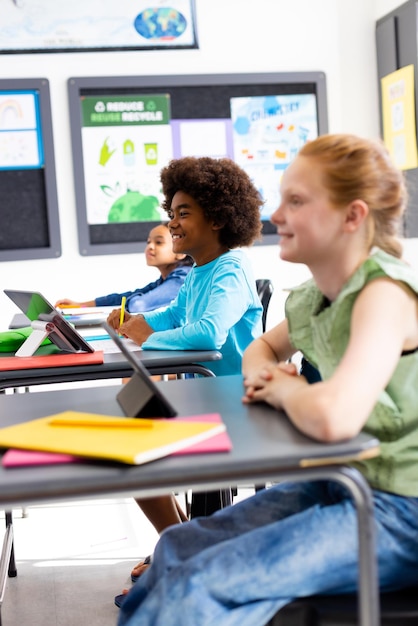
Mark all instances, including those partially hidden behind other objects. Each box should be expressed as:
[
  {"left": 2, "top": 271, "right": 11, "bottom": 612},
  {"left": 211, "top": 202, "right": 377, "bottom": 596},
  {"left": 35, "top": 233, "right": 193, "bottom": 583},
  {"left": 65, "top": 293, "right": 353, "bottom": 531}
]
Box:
[
  {"left": 107, "top": 155, "right": 263, "bottom": 591},
  {"left": 55, "top": 224, "right": 193, "bottom": 313},
  {"left": 118, "top": 134, "right": 418, "bottom": 626}
]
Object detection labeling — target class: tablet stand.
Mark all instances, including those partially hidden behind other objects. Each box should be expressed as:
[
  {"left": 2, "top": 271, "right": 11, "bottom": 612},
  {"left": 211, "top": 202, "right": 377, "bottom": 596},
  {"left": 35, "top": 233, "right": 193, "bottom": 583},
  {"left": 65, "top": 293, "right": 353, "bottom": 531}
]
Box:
[
  {"left": 16, "top": 320, "right": 73, "bottom": 357},
  {"left": 117, "top": 373, "right": 177, "bottom": 418}
]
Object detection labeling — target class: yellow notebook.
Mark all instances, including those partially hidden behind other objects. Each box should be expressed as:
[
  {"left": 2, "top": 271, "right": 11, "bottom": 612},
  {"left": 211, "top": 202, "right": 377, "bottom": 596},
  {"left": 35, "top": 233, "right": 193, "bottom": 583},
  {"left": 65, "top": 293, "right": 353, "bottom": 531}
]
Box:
[{"left": 0, "top": 412, "right": 227, "bottom": 466}]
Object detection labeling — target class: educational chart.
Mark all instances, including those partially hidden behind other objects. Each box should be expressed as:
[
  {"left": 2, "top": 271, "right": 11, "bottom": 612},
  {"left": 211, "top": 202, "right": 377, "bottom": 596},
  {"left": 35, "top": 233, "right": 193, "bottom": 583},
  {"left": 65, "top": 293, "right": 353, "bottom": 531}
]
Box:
[
  {"left": 381, "top": 65, "right": 418, "bottom": 171},
  {"left": 81, "top": 94, "right": 172, "bottom": 225},
  {"left": 0, "top": 77, "right": 61, "bottom": 261},
  {"left": 0, "top": 92, "right": 43, "bottom": 169},
  {"left": 81, "top": 92, "right": 319, "bottom": 225},
  {"left": 0, "top": 0, "right": 197, "bottom": 51},
  {"left": 68, "top": 72, "right": 328, "bottom": 254},
  {"left": 230, "top": 94, "right": 319, "bottom": 218}
]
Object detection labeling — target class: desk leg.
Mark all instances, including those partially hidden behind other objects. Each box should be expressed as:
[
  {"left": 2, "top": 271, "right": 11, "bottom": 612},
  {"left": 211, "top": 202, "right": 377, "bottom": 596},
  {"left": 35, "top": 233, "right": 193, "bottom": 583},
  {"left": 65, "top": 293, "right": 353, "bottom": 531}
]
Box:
[
  {"left": 272, "top": 465, "right": 379, "bottom": 626},
  {"left": 0, "top": 510, "right": 17, "bottom": 625},
  {"left": 4, "top": 512, "right": 16, "bottom": 579},
  {"left": 331, "top": 466, "right": 379, "bottom": 626}
]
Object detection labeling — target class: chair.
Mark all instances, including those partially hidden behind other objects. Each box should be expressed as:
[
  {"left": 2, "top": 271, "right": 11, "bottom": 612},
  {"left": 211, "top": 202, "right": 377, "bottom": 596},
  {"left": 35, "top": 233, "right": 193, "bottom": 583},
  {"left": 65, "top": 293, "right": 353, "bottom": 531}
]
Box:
[
  {"left": 267, "top": 587, "right": 418, "bottom": 625},
  {"left": 256, "top": 279, "right": 274, "bottom": 332}
]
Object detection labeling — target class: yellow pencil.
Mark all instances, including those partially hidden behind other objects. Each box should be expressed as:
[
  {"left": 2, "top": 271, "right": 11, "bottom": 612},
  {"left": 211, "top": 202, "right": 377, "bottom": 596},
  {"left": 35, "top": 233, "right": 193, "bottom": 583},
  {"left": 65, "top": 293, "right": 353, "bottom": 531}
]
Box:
[
  {"left": 48, "top": 416, "right": 154, "bottom": 428},
  {"left": 119, "top": 296, "right": 127, "bottom": 327}
]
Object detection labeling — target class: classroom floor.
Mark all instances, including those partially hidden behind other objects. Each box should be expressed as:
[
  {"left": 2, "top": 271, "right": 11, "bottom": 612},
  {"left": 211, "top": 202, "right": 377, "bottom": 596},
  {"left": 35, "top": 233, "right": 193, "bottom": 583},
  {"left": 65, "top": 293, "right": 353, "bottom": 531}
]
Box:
[
  {"left": 1, "top": 490, "right": 254, "bottom": 625},
  {"left": 1, "top": 496, "right": 161, "bottom": 626}
]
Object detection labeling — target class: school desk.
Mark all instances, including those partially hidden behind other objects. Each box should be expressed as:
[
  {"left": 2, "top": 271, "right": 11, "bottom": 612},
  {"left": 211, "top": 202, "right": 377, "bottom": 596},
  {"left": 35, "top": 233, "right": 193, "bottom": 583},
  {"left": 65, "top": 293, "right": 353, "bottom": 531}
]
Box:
[
  {"left": 0, "top": 375, "right": 380, "bottom": 626},
  {"left": 0, "top": 345, "right": 221, "bottom": 391}
]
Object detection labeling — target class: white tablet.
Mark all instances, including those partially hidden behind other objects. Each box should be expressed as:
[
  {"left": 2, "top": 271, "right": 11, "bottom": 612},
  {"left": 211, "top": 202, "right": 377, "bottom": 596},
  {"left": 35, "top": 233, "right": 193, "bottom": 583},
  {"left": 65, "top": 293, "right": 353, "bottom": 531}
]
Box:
[{"left": 4, "top": 289, "right": 94, "bottom": 354}]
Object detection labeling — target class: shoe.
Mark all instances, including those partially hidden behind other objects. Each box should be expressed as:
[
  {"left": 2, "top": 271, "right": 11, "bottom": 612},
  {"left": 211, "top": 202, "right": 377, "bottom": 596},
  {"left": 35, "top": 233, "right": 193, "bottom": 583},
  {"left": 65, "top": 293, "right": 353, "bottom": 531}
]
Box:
[
  {"left": 131, "top": 554, "right": 152, "bottom": 583},
  {"left": 114, "top": 593, "right": 127, "bottom": 608}
]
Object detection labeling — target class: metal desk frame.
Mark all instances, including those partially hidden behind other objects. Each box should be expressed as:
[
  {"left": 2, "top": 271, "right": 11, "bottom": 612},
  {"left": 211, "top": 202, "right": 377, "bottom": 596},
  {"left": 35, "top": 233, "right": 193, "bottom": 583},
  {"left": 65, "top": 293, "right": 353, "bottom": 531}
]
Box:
[
  {"left": 0, "top": 348, "right": 221, "bottom": 390},
  {"left": 0, "top": 376, "right": 380, "bottom": 626}
]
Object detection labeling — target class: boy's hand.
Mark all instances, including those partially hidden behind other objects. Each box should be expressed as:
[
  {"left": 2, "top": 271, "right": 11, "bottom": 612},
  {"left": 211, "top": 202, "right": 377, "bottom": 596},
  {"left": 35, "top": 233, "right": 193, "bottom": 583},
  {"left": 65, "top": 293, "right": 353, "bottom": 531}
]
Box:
[
  {"left": 120, "top": 316, "right": 153, "bottom": 345},
  {"left": 106, "top": 308, "right": 132, "bottom": 331}
]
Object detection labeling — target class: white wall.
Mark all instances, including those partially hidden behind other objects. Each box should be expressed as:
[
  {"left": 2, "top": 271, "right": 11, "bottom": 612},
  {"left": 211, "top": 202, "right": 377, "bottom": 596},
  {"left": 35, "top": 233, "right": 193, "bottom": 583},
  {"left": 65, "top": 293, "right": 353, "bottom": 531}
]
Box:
[{"left": 0, "top": 0, "right": 414, "bottom": 331}]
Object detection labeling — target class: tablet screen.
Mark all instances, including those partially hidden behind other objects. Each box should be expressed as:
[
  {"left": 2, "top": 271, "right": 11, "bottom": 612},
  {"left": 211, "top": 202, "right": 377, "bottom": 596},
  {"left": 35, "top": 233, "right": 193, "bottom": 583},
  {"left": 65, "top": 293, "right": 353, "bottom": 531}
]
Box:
[{"left": 4, "top": 289, "right": 94, "bottom": 353}]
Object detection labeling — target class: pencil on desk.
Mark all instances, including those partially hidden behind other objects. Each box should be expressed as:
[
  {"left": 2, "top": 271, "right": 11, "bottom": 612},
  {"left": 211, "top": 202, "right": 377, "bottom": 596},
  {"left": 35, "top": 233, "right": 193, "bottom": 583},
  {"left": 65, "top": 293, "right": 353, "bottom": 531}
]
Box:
[
  {"left": 119, "top": 296, "right": 127, "bottom": 327},
  {"left": 48, "top": 416, "right": 154, "bottom": 428}
]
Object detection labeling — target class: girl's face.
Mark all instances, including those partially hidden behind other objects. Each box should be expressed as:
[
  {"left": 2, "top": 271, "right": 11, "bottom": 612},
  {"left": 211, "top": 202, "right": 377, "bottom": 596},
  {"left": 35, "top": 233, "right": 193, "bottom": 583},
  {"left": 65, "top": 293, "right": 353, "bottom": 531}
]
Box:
[
  {"left": 145, "top": 225, "right": 182, "bottom": 269},
  {"left": 167, "top": 191, "right": 223, "bottom": 265},
  {"left": 271, "top": 155, "right": 346, "bottom": 266}
]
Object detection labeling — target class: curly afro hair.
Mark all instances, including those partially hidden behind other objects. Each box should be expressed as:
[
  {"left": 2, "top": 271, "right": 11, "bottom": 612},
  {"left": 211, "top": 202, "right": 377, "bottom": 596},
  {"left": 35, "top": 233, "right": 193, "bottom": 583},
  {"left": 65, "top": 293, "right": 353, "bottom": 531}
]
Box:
[{"left": 160, "top": 157, "right": 263, "bottom": 249}]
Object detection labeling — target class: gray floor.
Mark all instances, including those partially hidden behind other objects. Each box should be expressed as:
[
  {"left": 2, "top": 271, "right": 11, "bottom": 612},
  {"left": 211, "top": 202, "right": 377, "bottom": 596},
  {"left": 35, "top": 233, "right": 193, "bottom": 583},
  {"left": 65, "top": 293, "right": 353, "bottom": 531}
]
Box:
[
  {"left": 0, "top": 497, "right": 162, "bottom": 626},
  {"left": 1, "top": 490, "right": 254, "bottom": 625}
]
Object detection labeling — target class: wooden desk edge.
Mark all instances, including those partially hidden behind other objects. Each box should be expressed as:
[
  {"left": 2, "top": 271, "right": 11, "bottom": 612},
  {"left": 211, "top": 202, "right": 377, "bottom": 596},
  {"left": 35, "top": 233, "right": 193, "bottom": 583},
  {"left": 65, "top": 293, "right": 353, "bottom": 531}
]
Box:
[{"left": 300, "top": 445, "right": 380, "bottom": 468}]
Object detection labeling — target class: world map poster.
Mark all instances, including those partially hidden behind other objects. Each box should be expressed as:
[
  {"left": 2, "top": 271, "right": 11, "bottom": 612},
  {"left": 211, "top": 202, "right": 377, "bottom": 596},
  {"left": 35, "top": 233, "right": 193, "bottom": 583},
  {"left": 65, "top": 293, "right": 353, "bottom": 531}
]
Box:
[{"left": 0, "top": 0, "right": 197, "bottom": 52}]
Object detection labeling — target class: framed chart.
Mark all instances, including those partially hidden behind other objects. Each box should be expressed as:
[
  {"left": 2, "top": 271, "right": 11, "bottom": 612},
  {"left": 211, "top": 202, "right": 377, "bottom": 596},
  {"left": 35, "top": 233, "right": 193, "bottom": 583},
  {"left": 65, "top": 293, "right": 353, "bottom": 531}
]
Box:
[
  {"left": 0, "top": 78, "right": 61, "bottom": 262},
  {"left": 0, "top": 0, "right": 198, "bottom": 54}
]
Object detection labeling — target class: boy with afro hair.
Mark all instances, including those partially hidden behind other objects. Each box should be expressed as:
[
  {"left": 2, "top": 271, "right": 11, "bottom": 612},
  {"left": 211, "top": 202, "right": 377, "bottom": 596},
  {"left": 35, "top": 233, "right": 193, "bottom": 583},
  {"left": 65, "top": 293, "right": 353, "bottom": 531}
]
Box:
[{"left": 107, "top": 156, "right": 264, "bottom": 593}]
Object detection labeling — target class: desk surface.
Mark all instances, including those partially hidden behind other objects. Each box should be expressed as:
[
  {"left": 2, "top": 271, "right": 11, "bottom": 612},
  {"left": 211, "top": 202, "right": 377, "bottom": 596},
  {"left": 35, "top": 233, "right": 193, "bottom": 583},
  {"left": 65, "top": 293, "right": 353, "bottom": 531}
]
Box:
[
  {"left": 0, "top": 375, "right": 379, "bottom": 509},
  {"left": 0, "top": 346, "right": 222, "bottom": 389}
]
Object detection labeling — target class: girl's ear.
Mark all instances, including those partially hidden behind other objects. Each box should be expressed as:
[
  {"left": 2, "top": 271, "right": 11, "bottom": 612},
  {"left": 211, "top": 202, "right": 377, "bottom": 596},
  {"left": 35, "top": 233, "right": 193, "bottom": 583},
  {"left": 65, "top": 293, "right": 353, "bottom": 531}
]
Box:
[
  {"left": 344, "top": 199, "right": 369, "bottom": 232},
  {"left": 175, "top": 253, "right": 187, "bottom": 261}
]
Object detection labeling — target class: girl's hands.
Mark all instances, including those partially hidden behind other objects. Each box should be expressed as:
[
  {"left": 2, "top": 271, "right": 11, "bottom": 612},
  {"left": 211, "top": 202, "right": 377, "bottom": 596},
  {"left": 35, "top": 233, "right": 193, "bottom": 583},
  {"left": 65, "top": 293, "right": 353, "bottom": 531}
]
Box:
[{"left": 243, "top": 361, "right": 300, "bottom": 409}]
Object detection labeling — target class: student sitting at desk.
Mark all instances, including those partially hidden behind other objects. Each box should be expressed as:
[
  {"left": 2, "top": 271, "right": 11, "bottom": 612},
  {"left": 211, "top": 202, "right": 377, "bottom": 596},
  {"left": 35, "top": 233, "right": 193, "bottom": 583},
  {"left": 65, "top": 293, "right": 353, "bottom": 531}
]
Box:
[
  {"left": 117, "top": 134, "right": 418, "bottom": 626},
  {"left": 107, "top": 155, "right": 264, "bottom": 589},
  {"left": 55, "top": 224, "right": 193, "bottom": 313}
]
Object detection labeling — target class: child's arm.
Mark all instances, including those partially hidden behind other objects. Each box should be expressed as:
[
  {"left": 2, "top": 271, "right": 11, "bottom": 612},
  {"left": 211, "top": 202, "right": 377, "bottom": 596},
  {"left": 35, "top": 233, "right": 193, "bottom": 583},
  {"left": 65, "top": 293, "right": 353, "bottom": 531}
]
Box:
[
  {"left": 243, "top": 278, "right": 418, "bottom": 442},
  {"left": 55, "top": 298, "right": 96, "bottom": 307}
]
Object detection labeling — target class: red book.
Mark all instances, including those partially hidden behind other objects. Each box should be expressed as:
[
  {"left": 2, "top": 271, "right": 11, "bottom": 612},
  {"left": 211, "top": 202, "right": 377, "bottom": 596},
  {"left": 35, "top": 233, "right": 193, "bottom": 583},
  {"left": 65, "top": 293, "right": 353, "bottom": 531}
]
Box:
[{"left": 0, "top": 351, "right": 104, "bottom": 370}]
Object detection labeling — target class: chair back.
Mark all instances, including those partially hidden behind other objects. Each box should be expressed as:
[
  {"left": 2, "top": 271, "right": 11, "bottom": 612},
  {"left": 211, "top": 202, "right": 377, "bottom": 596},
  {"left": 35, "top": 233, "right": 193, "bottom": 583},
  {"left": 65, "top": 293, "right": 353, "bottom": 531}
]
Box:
[{"left": 256, "top": 279, "right": 274, "bottom": 333}]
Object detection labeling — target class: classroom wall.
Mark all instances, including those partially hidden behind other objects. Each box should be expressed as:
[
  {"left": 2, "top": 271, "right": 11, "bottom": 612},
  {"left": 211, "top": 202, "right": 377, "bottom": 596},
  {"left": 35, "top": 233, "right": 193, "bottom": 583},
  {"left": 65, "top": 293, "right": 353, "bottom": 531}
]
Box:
[{"left": 0, "top": 0, "right": 414, "bottom": 331}]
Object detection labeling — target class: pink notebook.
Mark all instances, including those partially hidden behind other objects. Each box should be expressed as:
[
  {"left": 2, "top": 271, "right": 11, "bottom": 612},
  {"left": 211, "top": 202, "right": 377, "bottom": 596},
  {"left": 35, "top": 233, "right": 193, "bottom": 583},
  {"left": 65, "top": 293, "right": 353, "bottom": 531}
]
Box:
[
  {"left": 1, "top": 413, "right": 232, "bottom": 467},
  {"left": 171, "top": 413, "right": 232, "bottom": 455}
]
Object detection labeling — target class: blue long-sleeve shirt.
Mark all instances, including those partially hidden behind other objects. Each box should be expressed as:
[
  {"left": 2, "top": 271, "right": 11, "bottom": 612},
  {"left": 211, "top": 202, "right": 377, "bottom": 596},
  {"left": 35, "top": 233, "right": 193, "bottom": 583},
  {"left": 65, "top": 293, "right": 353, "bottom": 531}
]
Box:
[
  {"left": 141, "top": 250, "right": 263, "bottom": 376},
  {"left": 95, "top": 266, "right": 192, "bottom": 313}
]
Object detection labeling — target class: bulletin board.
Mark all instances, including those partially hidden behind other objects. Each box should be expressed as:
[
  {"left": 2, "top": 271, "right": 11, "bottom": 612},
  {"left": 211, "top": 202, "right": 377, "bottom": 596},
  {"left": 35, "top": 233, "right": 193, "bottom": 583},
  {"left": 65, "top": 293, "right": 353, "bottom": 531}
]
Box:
[
  {"left": 68, "top": 72, "right": 328, "bottom": 256},
  {"left": 0, "top": 78, "right": 61, "bottom": 262}
]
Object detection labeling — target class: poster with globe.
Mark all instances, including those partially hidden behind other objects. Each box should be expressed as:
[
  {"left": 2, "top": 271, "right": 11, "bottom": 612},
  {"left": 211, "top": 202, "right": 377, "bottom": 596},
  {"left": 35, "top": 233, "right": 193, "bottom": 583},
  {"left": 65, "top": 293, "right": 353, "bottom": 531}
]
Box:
[
  {"left": 80, "top": 94, "right": 173, "bottom": 225},
  {"left": 0, "top": 0, "right": 197, "bottom": 53}
]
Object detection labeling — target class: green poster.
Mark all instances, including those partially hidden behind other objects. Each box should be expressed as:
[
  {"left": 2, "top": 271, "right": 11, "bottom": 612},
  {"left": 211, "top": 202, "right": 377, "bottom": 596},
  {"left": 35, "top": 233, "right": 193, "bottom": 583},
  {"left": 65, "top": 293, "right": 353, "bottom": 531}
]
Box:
[{"left": 81, "top": 94, "right": 171, "bottom": 127}]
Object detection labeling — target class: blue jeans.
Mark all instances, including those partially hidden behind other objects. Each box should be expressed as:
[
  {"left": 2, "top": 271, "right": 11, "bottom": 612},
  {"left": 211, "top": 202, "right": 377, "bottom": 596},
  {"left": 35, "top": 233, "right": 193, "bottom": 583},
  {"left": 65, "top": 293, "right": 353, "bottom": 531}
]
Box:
[{"left": 118, "top": 481, "right": 418, "bottom": 626}]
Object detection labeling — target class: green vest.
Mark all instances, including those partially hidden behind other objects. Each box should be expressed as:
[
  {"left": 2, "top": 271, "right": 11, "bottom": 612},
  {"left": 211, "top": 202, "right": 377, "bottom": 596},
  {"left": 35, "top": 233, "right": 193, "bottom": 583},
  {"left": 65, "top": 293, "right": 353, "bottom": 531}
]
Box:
[{"left": 286, "top": 248, "right": 418, "bottom": 496}]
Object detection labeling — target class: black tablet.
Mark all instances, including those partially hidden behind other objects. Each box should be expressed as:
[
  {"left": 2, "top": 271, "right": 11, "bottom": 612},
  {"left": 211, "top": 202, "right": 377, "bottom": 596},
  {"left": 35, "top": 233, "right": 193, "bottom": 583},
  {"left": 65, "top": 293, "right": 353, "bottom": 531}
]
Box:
[
  {"left": 4, "top": 289, "right": 94, "bottom": 354},
  {"left": 103, "top": 322, "right": 177, "bottom": 418}
]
